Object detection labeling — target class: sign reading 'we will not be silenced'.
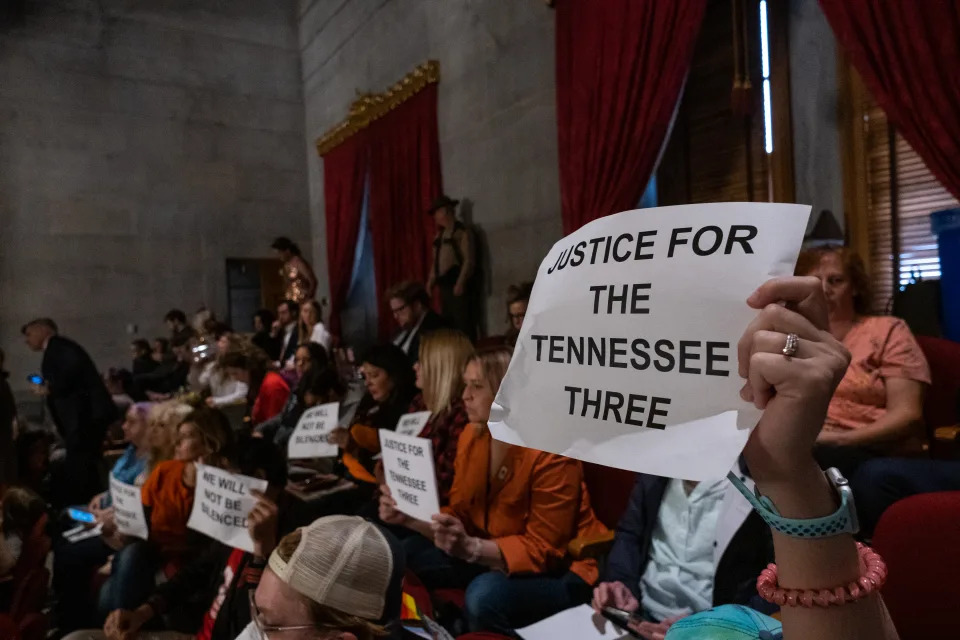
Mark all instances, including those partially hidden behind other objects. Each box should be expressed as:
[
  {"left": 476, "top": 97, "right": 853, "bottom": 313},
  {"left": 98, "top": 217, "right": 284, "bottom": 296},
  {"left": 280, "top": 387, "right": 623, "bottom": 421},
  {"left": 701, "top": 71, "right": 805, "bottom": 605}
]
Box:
[
  {"left": 187, "top": 463, "right": 268, "bottom": 553},
  {"left": 490, "top": 203, "right": 810, "bottom": 481}
]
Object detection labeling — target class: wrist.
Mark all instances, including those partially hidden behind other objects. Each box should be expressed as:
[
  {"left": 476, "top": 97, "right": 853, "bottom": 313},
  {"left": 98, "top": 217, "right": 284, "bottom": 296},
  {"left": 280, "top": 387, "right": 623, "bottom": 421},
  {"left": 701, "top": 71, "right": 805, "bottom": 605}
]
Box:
[
  {"left": 134, "top": 604, "right": 155, "bottom": 626},
  {"left": 754, "top": 461, "right": 839, "bottom": 520}
]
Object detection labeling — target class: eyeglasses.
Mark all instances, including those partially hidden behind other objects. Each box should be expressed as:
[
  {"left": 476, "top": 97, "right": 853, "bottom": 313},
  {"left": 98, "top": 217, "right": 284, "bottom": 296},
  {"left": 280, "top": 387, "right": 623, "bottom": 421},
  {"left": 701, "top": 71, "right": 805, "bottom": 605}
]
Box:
[
  {"left": 509, "top": 312, "right": 526, "bottom": 321},
  {"left": 390, "top": 303, "right": 409, "bottom": 317},
  {"left": 248, "top": 590, "right": 319, "bottom": 639}
]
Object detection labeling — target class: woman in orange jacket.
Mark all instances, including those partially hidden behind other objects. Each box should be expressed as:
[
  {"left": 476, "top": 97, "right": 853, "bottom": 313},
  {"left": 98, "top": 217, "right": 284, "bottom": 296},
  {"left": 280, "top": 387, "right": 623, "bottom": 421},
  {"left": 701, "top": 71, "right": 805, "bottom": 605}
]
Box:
[{"left": 380, "top": 347, "right": 607, "bottom": 634}]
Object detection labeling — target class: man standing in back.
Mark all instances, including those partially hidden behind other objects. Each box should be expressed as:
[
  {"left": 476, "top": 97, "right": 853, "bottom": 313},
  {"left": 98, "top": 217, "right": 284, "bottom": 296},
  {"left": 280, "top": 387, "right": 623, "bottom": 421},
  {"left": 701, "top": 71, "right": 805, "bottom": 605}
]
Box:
[{"left": 22, "top": 318, "right": 118, "bottom": 507}]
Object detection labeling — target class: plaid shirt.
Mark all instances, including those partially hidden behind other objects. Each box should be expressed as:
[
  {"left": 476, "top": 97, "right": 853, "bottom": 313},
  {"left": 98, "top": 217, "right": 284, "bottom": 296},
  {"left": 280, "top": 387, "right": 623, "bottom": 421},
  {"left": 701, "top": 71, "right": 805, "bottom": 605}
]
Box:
[{"left": 415, "top": 396, "right": 470, "bottom": 506}]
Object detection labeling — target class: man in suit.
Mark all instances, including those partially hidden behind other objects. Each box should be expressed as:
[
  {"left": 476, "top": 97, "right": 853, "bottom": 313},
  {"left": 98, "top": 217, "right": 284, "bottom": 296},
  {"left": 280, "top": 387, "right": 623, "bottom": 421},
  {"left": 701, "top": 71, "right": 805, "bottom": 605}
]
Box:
[
  {"left": 269, "top": 299, "right": 300, "bottom": 369},
  {"left": 386, "top": 281, "right": 448, "bottom": 364},
  {"left": 22, "top": 318, "right": 118, "bottom": 507}
]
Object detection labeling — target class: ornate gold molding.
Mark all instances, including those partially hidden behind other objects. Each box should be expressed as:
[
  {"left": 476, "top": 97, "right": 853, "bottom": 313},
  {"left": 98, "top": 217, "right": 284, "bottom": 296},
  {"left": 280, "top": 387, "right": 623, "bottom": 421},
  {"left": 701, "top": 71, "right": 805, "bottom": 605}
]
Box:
[{"left": 315, "top": 60, "right": 440, "bottom": 156}]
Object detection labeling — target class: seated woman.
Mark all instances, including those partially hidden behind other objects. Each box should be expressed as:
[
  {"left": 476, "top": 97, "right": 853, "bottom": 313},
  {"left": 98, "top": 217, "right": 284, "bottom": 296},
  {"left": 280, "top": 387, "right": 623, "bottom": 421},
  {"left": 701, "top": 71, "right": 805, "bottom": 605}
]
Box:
[
  {"left": 413, "top": 329, "right": 473, "bottom": 505},
  {"left": 255, "top": 342, "right": 330, "bottom": 447},
  {"left": 326, "top": 345, "right": 417, "bottom": 511},
  {"left": 221, "top": 338, "right": 291, "bottom": 425},
  {"left": 200, "top": 327, "right": 249, "bottom": 409},
  {"left": 379, "top": 347, "right": 608, "bottom": 634},
  {"left": 0, "top": 486, "right": 46, "bottom": 611},
  {"left": 299, "top": 299, "right": 333, "bottom": 352},
  {"left": 97, "top": 408, "right": 235, "bottom": 617},
  {"left": 504, "top": 281, "right": 533, "bottom": 346},
  {"left": 796, "top": 246, "right": 931, "bottom": 478},
  {"left": 54, "top": 401, "right": 188, "bottom": 633}
]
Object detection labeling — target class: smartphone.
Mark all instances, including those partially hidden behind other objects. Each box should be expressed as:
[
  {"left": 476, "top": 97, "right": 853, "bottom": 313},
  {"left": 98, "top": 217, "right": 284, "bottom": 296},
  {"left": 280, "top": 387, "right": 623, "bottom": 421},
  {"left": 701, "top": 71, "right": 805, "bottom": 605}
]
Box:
[
  {"left": 27, "top": 374, "right": 44, "bottom": 385},
  {"left": 601, "top": 607, "right": 643, "bottom": 639},
  {"left": 67, "top": 507, "right": 97, "bottom": 524}
]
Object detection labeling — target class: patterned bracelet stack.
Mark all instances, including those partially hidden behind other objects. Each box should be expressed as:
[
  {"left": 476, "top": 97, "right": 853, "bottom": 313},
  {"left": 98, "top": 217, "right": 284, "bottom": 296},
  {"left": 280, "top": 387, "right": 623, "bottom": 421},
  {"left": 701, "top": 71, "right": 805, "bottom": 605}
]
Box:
[{"left": 757, "top": 543, "right": 888, "bottom": 607}]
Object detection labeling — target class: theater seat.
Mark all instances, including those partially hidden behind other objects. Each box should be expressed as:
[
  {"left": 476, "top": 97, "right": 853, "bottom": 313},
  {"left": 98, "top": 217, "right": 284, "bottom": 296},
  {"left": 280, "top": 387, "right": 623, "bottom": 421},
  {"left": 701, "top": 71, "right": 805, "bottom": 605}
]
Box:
[
  {"left": 870, "top": 491, "right": 960, "bottom": 639},
  {"left": 569, "top": 463, "right": 635, "bottom": 560},
  {"left": 915, "top": 335, "right": 960, "bottom": 458},
  {"left": 10, "top": 568, "right": 49, "bottom": 622},
  {"left": 11, "top": 515, "right": 50, "bottom": 584}
]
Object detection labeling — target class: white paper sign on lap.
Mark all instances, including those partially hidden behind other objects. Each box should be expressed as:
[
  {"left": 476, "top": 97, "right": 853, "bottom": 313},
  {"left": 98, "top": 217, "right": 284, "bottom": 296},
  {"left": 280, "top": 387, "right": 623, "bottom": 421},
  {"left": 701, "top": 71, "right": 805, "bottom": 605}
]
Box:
[
  {"left": 489, "top": 203, "right": 809, "bottom": 481},
  {"left": 517, "top": 605, "right": 631, "bottom": 640},
  {"left": 187, "top": 463, "right": 268, "bottom": 553},
  {"left": 395, "top": 411, "right": 432, "bottom": 437},
  {"left": 288, "top": 402, "right": 340, "bottom": 459},
  {"left": 379, "top": 430, "right": 440, "bottom": 522},
  {"left": 109, "top": 476, "right": 148, "bottom": 540}
]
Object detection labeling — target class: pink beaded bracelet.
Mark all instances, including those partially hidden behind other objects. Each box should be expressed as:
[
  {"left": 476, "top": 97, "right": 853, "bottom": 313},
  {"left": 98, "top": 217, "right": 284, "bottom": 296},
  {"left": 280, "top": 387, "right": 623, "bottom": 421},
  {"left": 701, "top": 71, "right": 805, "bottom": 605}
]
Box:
[{"left": 757, "top": 543, "right": 888, "bottom": 608}]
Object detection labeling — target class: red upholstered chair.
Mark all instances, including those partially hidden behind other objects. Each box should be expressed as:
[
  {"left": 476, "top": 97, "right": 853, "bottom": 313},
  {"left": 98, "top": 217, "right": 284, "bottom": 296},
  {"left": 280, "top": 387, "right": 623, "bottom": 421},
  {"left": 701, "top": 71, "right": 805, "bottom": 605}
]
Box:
[
  {"left": 0, "top": 614, "right": 19, "bottom": 640},
  {"left": 915, "top": 335, "right": 960, "bottom": 457},
  {"left": 870, "top": 491, "right": 960, "bottom": 639},
  {"left": 11, "top": 514, "right": 50, "bottom": 584},
  {"left": 10, "top": 568, "right": 49, "bottom": 622},
  {"left": 568, "top": 462, "right": 635, "bottom": 560},
  {"left": 16, "top": 614, "right": 46, "bottom": 640}
]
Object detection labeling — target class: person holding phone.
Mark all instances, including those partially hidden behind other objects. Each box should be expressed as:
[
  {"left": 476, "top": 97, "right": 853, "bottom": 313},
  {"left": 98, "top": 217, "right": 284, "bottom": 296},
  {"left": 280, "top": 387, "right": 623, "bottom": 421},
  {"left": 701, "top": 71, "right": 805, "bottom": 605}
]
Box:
[{"left": 21, "top": 318, "right": 119, "bottom": 507}]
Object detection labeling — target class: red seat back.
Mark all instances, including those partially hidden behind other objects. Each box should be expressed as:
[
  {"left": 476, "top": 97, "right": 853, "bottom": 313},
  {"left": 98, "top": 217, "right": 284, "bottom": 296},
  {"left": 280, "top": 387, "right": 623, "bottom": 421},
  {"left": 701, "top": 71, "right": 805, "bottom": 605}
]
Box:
[
  {"left": 582, "top": 462, "right": 635, "bottom": 529},
  {"left": 10, "top": 568, "right": 48, "bottom": 622},
  {"left": 16, "top": 613, "right": 46, "bottom": 640},
  {"left": 871, "top": 491, "right": 960, "bottom": 640},
  {"left": 915, "top": 335, "right": 960, "bottom": 433}
]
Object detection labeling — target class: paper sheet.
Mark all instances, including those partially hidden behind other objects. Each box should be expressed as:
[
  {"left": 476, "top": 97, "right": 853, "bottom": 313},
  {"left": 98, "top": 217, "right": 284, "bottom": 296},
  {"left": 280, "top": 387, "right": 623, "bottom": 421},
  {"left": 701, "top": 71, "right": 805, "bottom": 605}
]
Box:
[
  {"left": 109, "top": 475, "right": 149, "bottom": 540},
  {"left": 379, "top": 430, "right": 440, "bottom": 522},
  {"left": 287, "top": 402, "right": 340, "bottom": 459},
  {"left": 517, "top": 604, "right": 632, "bottom": 640},
  {"left": 187, "top": 463, "right": 268, "bottom": 553},
  {"left": 395, "top": 411, "right": 433, "bottom": 437},
  {"left": 490, "top": 203, "right": 809, "bottom": 480}
]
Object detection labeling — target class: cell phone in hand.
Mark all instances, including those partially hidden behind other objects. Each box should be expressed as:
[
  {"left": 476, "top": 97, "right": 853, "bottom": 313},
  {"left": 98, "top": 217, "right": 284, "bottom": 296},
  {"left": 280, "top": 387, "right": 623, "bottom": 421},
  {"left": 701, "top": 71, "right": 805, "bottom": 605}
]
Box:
[
  {"left": 27, "top": 374, "right": 44, "bottom": 385},
  {"left": 602, "top": 607, "right": 643, "bottom": 639},
  {"left": 67, "top": 507, "right": 97, "bottom": 524}
]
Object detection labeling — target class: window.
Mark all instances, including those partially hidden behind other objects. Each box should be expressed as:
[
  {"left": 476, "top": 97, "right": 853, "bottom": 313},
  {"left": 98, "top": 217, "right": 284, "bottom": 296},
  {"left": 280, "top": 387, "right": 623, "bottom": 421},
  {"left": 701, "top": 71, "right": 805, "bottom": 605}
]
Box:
[
  {"left": 657, "top": 0, "right": 792, "bottom": 206},
  {"left": 841, "top": 62, "right": 958, "bottom": 313}
]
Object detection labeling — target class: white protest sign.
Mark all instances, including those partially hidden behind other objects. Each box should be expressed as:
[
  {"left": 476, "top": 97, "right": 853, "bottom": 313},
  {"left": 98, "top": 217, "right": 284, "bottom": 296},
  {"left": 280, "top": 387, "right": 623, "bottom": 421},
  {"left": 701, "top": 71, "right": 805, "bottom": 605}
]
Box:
[
  {"left": 379, "top": 430, "right": 440, "bottom": 522},
  {"left": 490, "top": 203, "right": 810, "bottom": 480},
  {"left": 395, "top": 411, "right": 432, "bottom": 437},
  {"left": 187, "top": 463, "right": 268, "bottom": 553},
  {"left": 109, "top": 475, "right": 149, "bottom": 540},
  {"left": 288, "top": 402, "right": 340, "bottom": 459}
]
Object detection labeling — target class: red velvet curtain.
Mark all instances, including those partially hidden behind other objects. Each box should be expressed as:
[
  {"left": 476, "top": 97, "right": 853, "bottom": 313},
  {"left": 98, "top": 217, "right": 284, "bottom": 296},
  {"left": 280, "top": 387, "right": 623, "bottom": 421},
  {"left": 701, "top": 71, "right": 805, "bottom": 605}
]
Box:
[
  {"left": 321, "top": 133, "right": 367, "bottom": 338},
  {"left": 368, "top": 84, "right": 443, "bottom": 338},
  {"left": 555, "top": 0, "right": 707, "bottom": 234},
  {"left": 819, "top": 0, "right": 960, "bottom": 199}
]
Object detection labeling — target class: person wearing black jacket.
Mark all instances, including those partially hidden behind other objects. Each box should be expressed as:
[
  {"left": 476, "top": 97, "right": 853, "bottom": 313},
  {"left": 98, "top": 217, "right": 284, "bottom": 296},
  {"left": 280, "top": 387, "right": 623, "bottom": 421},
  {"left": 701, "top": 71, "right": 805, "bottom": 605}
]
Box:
[
  {"left": 387, "top": 281, "right": 449, "bottom": 364},
  {"left": 22, "top": 318, "right": 118, "bottom": 506},
  {"left": 82, "top": 438, "right": 292, "bottom": 640},
  {"left": 591, "top": 462, "right": 773, "bottom": 637}
]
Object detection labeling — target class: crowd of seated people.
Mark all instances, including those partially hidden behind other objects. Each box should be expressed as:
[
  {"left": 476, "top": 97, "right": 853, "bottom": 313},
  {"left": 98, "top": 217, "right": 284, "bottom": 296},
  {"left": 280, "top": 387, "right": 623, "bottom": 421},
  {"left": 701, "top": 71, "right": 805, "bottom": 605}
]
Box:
[{"left": 2, "top": 237, "right": 959, "bottom": 640}]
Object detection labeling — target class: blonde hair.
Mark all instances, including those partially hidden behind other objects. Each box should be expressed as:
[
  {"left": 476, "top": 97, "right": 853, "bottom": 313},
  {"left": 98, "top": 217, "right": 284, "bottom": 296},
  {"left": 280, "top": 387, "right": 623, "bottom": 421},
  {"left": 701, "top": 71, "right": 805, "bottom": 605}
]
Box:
[
  {"left": 470, "top": 347, "right": 513, "bottom": 396},
  {"left": 298, "top": 300, "right": 323, "bottom": 345},
  {"left": 275, "top": 530, "right": 389, "bottom": 640},
  {"left": 419, "top": 329, "right": 474, "bottom": 414},
  {"left": 147, "top": 401, "right": 192, "bottom": 469}
]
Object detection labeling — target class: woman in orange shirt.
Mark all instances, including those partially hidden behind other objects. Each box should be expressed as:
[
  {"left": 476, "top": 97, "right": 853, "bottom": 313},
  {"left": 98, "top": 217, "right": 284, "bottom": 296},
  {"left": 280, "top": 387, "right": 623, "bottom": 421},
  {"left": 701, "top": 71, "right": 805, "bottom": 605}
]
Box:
[
  {"left": 796, "top": 246, "right": 930, "bottom": 477},
  {"left": 380, "top": 347, "right": 607, "bottom": 634},
  {"left": 98, "top": 407, "right": 235, "bottom": 617}
]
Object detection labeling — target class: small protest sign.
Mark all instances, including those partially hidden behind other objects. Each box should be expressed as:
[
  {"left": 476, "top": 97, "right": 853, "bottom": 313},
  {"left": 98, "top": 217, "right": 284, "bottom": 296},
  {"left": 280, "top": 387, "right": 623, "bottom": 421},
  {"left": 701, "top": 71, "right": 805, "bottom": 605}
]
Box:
[
  {"left": 109, "top": 475, "right": 149, "bottom": 540},
  {"left": 395, "top": 411, "right": 432, "bottom": 437},
  {"left": 379, "top": 430, "right": 440, "bottom": 522},
  {"left": 489, "top": 203, "right": 810, "bottom": 480},
  {"left": 187, "top": 463, "right": 268, "bottom": 552},
  {"left": 288, "top": 402, "right": 340, "bottom": 459}
]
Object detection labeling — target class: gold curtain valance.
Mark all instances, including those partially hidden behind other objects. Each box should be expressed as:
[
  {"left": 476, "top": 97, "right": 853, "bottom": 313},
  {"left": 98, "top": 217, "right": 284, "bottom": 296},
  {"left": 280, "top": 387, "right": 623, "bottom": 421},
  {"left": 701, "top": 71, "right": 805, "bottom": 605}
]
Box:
[{"left": 315, "top": 60, "right": 440, "bottom": 157}]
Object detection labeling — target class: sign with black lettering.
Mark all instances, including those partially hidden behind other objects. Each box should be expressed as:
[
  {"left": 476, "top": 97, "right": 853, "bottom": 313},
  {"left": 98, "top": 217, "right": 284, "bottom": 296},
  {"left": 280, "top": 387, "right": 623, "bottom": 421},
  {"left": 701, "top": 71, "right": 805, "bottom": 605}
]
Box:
[
  {"left": 490, "top": 203, "right": 810, "bottom": 480},
  {"left": 288, "top": 402, "right": 340, "bottom": 459},
  {"left": 109, "top": 476, "right": 148, "bottom": 540},
  {"left": 187, "top": 463, "right": 268, "bottom": 552},
  {"left": 395, "top": 411, "right": 432, "bottom": 437},
  {"left": 379, "top": 430, "right": 440, "bottom": 522}
]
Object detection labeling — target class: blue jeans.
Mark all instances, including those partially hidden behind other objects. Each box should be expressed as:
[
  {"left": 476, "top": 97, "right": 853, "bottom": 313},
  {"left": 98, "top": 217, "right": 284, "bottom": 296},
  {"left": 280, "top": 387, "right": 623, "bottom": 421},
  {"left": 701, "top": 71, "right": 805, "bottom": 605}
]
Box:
[
  {"left": 403, "top": 534, "right": 593, "bottom": 635},
  {"left": 98, "top": 540, "right": 161, "bottom": 615},
  {"left": 852, "top": 457, "right": 960, "bottom": 538}
]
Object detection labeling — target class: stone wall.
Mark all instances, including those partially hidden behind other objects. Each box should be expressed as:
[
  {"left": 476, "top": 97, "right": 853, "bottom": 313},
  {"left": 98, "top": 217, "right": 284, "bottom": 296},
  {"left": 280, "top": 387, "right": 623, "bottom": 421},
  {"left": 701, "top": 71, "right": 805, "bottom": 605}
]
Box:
[
  {"left": 0, "top": 0, "right": 309, "bottom": 388},
  {"left": 298, "top": 0, "right": 561, "bottom": 337}
]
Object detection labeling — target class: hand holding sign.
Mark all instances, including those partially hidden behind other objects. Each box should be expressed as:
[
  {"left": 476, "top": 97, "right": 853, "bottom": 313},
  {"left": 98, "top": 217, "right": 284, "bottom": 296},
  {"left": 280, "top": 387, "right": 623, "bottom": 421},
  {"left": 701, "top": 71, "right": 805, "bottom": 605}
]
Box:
[
  {"left": 378, "top": 430, "right": 440, "bottom": 522},
  {"left": 247, "top": 489, "right": 279, "bottom": 560},
  {"left": 490, "top": 203, "right": 810, "bottom": 480},
  {"left": 109, "top": 476, "right": 149, "bottom": 540},
  {"left": 187, "top": 463, "right": 269, "bottom": 553},
  {"left": 288, "top": 402, "right": 340, "bottom": 459}
]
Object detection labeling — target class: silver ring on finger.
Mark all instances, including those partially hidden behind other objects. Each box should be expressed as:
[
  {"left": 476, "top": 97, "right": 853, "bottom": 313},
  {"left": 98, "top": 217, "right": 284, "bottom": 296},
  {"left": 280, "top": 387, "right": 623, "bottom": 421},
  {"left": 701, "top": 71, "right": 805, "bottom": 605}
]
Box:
[{"left": 782, "top": 332, "right": 800, "bottom": 358}]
